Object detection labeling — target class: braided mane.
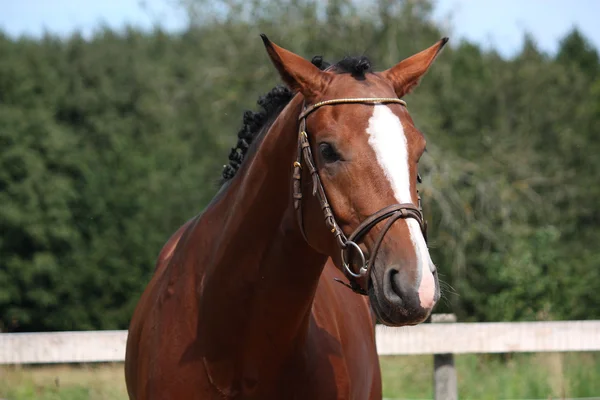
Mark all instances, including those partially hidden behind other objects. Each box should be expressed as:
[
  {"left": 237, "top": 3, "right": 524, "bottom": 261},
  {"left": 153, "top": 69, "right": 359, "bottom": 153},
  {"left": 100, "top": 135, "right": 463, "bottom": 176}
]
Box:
[{"left": 221, "top": 55, "right": 372, "bottom": 183}]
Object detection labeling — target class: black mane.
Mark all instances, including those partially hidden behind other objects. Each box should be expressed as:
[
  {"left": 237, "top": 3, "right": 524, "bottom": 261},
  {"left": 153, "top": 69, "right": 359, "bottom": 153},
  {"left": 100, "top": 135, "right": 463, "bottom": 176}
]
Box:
[
  {"left": 330, "top": 55, "right": 372, "bottom": 77},
  {"left": 221, "top": 55, "right": 372, "bottom": 183}
]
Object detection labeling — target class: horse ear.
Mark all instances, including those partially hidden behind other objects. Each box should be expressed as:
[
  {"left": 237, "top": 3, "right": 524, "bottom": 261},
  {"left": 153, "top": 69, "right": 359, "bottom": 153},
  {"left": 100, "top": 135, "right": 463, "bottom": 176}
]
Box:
[
  {"left": 381, "top": 37, "right": 449, "bottom": 98},
  {"left": 260, "top": 34, "right": 330, "bottom": 99}
]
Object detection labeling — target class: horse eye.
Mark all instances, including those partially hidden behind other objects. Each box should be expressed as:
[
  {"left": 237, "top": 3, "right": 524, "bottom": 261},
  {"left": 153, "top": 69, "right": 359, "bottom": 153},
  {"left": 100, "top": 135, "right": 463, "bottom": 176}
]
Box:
[{"left": 319, "top": 143, "right": 340, "bottom": 163}]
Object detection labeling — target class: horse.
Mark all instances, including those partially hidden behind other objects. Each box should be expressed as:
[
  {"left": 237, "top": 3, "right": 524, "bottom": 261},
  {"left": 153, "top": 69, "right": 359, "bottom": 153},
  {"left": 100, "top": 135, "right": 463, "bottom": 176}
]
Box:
[{"left": 124, "top": 35, "right": 448, "bottom": 399}]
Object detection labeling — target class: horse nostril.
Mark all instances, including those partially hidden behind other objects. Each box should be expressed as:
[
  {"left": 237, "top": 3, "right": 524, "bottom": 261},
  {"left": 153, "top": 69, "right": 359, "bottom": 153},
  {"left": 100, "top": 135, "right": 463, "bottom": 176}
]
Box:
[
  {"left": 384, "top": 268, "right": 404, "bottom": 305},
  {"left": 389, "top": 269, "right": 402, "bottom": 297},
  {"left": 384, "top": 266, "right": 424, "bottom": 311}
]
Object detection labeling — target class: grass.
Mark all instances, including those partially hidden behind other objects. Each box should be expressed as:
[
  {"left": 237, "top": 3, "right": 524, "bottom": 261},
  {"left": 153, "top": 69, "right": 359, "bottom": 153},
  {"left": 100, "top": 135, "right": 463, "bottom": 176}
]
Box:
[
  {"left": 1, "top": 353, "right": 599, "bottom": 399},
  {"left": 0, "top": 364, "right": 127, "bottom": 400},
  {"left": 380, "top": 352, "right": 600, "bottom": 400}
]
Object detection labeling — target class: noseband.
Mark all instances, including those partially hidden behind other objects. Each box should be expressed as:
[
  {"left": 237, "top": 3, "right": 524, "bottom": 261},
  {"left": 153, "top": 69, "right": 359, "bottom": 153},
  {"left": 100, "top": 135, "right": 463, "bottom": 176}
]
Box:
[{"left": 293, "top": 98, "right": 428, "bottom": 296}]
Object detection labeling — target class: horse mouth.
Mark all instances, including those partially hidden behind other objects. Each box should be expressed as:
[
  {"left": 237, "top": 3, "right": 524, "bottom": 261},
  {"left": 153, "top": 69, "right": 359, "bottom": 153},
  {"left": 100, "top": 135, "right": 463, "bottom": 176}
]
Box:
[{"left": 368, "top": 275, "right": 433, "bottom": 327}]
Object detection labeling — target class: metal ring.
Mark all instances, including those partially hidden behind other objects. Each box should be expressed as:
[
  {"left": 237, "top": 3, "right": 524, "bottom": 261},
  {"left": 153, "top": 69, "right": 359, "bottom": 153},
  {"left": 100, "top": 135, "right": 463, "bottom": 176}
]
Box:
[{"left": 341, "top": 241, "right": 367, "bottom": 278}]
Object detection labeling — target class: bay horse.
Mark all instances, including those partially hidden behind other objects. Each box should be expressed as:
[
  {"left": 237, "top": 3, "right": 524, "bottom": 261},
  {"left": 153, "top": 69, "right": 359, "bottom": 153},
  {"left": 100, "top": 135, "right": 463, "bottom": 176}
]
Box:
[{"left": 125, "top": 35, "right": 447, "bottom": 399}]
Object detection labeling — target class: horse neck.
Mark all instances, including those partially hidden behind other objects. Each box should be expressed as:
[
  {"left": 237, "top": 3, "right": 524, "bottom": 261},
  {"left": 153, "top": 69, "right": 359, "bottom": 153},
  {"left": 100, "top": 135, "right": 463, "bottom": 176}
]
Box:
[{"left": 196, "top": 94, "right": 328, "bottom": 385}]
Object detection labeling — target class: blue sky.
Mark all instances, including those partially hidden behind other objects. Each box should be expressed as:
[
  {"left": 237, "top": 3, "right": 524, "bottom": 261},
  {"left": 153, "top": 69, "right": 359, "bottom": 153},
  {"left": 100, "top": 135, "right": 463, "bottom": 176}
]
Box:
[{"left": 2, "top": 0, "right": 599, "bottom": 57}]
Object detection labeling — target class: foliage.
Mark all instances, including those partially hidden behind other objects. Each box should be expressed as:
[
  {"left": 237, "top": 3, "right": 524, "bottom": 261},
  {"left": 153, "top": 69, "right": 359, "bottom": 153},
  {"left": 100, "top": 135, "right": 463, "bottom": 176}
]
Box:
[{"left": 0, "top": 0, "right": 599, "bottom": 331}]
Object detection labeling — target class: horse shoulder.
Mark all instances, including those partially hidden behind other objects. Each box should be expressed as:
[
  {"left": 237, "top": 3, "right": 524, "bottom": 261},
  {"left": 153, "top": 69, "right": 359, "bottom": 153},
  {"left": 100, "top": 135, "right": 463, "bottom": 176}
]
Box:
[{"left": 154, "top": 217, "right": 196, "bottom": 273}]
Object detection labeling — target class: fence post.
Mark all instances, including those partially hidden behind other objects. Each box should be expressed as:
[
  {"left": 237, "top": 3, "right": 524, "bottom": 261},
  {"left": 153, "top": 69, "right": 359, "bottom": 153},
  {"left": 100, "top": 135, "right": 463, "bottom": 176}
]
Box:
[{"left": 432, "top": 313, "right": 457, "bottom": 400}]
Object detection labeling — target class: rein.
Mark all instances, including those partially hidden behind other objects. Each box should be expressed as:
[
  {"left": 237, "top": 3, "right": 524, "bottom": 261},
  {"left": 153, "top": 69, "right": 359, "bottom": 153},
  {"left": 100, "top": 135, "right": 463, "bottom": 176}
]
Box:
[{"left": 293, "top": 98, "right": 428, "bottom": 296}]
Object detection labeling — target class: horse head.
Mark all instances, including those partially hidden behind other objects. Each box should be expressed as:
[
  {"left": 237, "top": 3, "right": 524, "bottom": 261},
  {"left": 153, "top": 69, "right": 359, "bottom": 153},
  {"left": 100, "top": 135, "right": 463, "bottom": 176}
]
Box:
[{"left": 262, "top": 35, "right": 447, "bottom": 326}]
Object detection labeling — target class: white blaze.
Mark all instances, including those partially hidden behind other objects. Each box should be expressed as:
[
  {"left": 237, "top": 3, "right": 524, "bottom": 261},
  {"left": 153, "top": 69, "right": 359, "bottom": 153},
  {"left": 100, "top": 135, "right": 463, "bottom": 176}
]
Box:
[{"left": 366, "top": 106, "right": 435, "bottom": 309}]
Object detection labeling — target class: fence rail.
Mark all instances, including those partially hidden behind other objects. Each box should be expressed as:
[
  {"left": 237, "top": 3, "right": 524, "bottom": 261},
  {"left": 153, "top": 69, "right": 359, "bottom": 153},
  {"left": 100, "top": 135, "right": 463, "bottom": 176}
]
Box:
[
  {"left": 2, "top": 319, "right": 600, "bottom": 365},
  {"left": 376, "top": 319, "right": 600, "bottom": 355},
  {"left": 3, "top": 317, "right": 600, "bottom": 400}
]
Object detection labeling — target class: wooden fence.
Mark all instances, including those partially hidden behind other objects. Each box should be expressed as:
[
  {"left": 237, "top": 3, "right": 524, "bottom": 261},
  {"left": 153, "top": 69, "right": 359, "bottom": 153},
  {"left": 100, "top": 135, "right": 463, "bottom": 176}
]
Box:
[{"left": 2, "top": 315, "right": 600, "bottom": 399}]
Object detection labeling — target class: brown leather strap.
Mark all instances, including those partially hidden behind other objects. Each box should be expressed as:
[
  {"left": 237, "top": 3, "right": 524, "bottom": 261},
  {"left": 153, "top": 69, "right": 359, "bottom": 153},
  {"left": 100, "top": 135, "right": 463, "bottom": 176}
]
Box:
[
  {"left": 298, "top": 127, "right": 347, "bottom": 248},
  {"left": 346, "top": 204, "right": 425, "bottom": 243},
  {"left": 299, "top": 97, "right": 407, "bottom": 120},
  {"left": 293, "top": 119, "right": 308, "bottom": 243},
  {"left": 342, "top": 204, "right": 425, "bottom": 294}
]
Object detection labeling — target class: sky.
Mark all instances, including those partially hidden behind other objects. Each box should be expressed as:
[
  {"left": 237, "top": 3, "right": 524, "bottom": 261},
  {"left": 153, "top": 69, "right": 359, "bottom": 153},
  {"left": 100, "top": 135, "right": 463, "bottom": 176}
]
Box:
[{"left": 1, "top": 0, "right": 599, "bottom": 58}]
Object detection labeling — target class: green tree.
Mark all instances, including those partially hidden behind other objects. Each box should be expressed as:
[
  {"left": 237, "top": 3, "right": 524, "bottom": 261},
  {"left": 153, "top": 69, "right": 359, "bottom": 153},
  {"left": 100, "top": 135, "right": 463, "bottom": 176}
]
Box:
[{"left": 1, "top": 0, "right": 599, "bottom": 331}]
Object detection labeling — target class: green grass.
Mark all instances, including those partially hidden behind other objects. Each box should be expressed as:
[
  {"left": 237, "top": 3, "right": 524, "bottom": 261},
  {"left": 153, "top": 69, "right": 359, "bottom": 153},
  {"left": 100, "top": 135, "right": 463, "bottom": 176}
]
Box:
[
  {"left": 0, "top": 364, "right": 128, "bottom": 400},
  {"left": 380, "top": 352, "right": 600, "bottom": 399},
  {"left": 1, "top": 353, "right": 599, "bottom": 399}
]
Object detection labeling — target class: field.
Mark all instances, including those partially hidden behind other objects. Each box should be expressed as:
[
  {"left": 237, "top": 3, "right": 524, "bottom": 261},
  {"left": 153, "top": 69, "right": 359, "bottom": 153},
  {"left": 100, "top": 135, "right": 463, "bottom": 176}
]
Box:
[{"left": 1, "top": 353, "right": 599, "bottom": 400}]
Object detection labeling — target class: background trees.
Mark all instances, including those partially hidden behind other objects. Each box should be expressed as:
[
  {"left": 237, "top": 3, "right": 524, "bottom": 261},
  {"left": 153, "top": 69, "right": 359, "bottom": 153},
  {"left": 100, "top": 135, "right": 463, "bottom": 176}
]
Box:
[{"left": 1, "top": 0, "right": 598, "bottom": 331}]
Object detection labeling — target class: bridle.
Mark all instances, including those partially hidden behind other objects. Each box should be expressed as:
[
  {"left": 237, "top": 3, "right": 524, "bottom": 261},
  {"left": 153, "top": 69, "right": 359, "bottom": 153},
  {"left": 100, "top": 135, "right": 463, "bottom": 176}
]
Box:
[{"left": 293, "top": 98, "right": 428, "bottom": 296}]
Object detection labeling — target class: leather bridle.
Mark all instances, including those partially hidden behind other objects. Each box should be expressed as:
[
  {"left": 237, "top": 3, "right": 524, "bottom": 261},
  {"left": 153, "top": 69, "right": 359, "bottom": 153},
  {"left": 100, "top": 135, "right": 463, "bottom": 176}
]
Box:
[{"left": 292, "top": 98, "right": 428, "bottom": 296}]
